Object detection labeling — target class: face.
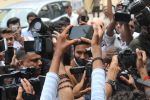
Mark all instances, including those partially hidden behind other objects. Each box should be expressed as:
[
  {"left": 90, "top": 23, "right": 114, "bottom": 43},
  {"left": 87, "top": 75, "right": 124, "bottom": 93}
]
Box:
[
  {"left": 65, "top": 6, "right": 72, "bottom": 15},
  {"left": 74, "top": 44, "right": 90, "bottom": 66},
  {"left": 115, "top": 22, "right": 124, "bottom": 34},
  {"left": 2, "top": 34, "right": 14, "bottom": 47},
  {"left": 9, "top": 23, "right": 21, "bottom": 33},
  {"left": 23, "top": 53, "right": 42, "bottom": 69},
  {"left": 28, "top": 16, "right": 37, "bottom": 24}
]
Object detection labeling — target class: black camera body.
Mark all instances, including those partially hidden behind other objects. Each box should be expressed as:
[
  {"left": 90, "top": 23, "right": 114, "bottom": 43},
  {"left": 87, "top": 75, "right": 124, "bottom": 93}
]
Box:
[
  {"left": 128, "top": 0, "right": 150, "bottom": 26},
  {"left": 24, "top": 18, "right": 53, "bottom": 58},
  {"left": 118, "top": 48, "right": 137, "bottom": 70},
  {"left": 0, "top": 68, "right": 45, "bottom": 100},
  {"left": 70, "top": 62, "right": 92, "bottom": 78},
  {"left": 114, "top": 0, "right": 132, "bottom": 23}
]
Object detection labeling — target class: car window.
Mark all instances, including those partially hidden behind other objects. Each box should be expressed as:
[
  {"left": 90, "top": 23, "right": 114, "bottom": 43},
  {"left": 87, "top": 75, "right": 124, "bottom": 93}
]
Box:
[
  {"left": 49, "top": 3, "right": 62, "bottom": 19},
  {"left": 38, "top": 5, "right": 51, "bottom": 19}
]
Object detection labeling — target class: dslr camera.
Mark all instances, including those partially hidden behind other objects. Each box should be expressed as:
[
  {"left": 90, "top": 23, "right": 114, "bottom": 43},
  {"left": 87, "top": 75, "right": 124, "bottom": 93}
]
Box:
[
  {"left": 70, "top": 61, "right": 92, "bottom": 78},
  {"left": 118, "top": 48, "right": 137, "bottom": 69},
  {"left": 114, "top": 0, "right": 132, "bottom": 23}
]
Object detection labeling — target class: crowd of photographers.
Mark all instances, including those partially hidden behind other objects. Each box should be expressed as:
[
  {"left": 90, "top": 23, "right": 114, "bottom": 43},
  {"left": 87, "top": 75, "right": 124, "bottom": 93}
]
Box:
[{"left": 0, "top": 0, "right": 150, "bottom": 100}]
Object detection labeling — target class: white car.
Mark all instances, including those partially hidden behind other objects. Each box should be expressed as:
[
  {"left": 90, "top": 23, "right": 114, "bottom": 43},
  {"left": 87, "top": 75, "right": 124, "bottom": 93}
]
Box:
[{"left": 0, "top": 0, "right": 70, "bottom": 28}]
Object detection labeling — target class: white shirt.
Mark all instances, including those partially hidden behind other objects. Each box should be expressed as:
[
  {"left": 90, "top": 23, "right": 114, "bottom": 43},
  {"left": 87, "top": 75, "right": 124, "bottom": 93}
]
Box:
[
  {"left": 102, "top": 32, "right": 128, "bottom": 52},
  {"left": 40, "top": 72, "right": 59, "bottom": 100},
  {"left": 64, "top": 13, "right": 79, "bottom": 26},
  {"left": 21, "top": 28, "right": 34, "bottom": 41},
  {"left": 91, "top": 68, "right": 106, "bottom": 100},
  {"left": 13, "top": 41, "right": 23, "bottom": 50}
]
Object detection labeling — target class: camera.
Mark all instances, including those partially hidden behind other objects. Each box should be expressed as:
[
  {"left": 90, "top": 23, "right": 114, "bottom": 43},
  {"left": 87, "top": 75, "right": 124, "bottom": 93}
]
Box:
[
  {"left": 128, "top": 0, "right": 150, "bottom": 26},
  {"left": 0, "top": 67, "right": 46, "bottom": 100},
  {"left": 70, "top": 61, "right": 92, "bottom": 78},
  {"left": 24, "top": 18, "right": 53, "bottom": 57},
  {"left": 118, "top": 48, "right": 137, "bottom": 70},
  {"left": 114, "top": 0, "right": 132, "bottom": 23}
]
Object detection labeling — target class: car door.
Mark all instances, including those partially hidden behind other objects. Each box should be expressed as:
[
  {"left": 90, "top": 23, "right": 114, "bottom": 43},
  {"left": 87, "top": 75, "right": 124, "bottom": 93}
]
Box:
[{"left": 38, "top": 4, "right": 51, "bottom": 19}]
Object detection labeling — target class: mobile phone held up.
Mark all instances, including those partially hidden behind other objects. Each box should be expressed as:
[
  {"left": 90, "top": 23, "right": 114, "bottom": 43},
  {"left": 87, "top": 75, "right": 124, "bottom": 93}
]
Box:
[
  {"left": 69, "top": 25, "right": 94, "bottom": 40},
  {"left": 0, "top": 38, "right": 8, "bottom": 52}
]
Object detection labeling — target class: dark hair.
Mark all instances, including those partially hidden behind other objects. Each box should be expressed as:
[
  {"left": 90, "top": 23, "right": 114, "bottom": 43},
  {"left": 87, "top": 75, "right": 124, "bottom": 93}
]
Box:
[
  {"left": 27, "top": 12, "right": 38, "bottom": 20},
  {"left": 16, "top": 49, "right": 27, "bottom": 60},
  {"left": 110, "top": 90, "right": 148, "bottom": 100},
  {"left": 73, "top": 41, "right": 90, "bottom": 49},
  {"left": 59, "top": 17, "right": 70, "bottom": 25},
  {"left": 7, "top": 17, "right": 20, "bottom": 28},
  {"left": 2, "top": 28, "right": 13, "bottom": 34}
]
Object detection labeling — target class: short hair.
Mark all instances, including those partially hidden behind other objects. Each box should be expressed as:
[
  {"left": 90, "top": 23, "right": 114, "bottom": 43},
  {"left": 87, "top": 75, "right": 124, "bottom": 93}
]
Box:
[
  {"left": 73, "top": 41, "right": 90, "bottom": 49},
  {"left": 27, "top": 12, "right": 38, "bottom": 20},
  {"left": 16, "top": 49, "right": 27, "bottom": 60},
  {"left": 64, "top": 2, "right": 72, "bottom": 9},
  {"left": 59, "top": 17, "right": 70, "bottom": 25},
  {"left": 2, "top": 28, "right": 13, "bottom": 34},
  {"left": 110, "top": 90, "right": 148, "bottom": 100},
  {"left": 7, "top": 17, "right": 20, "bottom": 27}
]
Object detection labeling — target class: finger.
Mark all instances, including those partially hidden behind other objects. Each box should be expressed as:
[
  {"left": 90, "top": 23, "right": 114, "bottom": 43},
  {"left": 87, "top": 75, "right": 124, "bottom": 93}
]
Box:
[
  {"left": 111, "top": 55, "right": 119, "bottom": 64},
  {"left": 129, "top": 74, "right": 133, "bottom": 79},
  {"left": 67, "top": 39, "right": 80, "bottom": 47},
  {"left": 16, "top": 86, "right": 23, "bottom": 100},
  {"left": 23, "top": 78, "right": 32, "bottom": 87},
  {"left": 136, "top": 48, "right": 142, "bottom": 60},
  {"left": 120, "top": 76, "right": 128, "bottom": 83},
  {"left": 21, "top": 79, "right": 27, "bottom": 89},
  {"left": 80, "top": 70, "right": 86, "bottom": 83},
  {"left": 62, "top": 25, "right": 73, "bottom": 35},
  {"left": 80, "top": 37, "right": 91, "bottom": 44},
  {"left": 141, "top": 50, "right": 147, "bottom": 64}
]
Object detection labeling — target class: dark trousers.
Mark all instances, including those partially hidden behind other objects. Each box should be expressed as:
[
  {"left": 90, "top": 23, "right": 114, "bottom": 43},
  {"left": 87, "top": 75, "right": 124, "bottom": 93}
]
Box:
[{"left": 92, "top": 6, "right": 100, "bottom": 17}]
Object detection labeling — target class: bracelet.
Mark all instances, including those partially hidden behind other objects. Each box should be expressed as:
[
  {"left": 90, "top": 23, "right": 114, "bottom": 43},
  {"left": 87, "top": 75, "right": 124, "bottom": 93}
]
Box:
[
  {"left": 58, "top": 85, "right": 73, "bottom": 91},
  {"left": 59, "top": 79, "right": 71, "bottom": 86},
  {"left": 143, "top": 76, "right": 150, "bottom": 81},
  {"left": 92, "top": 57, "right": 103, "bottom": 64},
  {"left": 59, "top": 74, "right": 69, "bottom": 80}
]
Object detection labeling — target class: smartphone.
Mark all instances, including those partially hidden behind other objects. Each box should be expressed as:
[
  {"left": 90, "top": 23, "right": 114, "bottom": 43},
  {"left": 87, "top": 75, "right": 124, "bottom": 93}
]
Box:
[
  {"left": 0, "top": 38, "right": 8, "bottom": 52},
  {"left": 70, "top": 66, "right": 85, "bottom": 74},
  {"left": 69, "top": 25, "right": 94, "bottom": 40},
  {"left": 5, "top": 47, "right": 14, "bottom": 65}
]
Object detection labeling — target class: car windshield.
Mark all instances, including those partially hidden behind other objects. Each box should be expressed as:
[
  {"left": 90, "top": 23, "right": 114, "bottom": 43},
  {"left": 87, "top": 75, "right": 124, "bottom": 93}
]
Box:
[{"left": 0, "top": 8, "right": 35, "bottom": 28}]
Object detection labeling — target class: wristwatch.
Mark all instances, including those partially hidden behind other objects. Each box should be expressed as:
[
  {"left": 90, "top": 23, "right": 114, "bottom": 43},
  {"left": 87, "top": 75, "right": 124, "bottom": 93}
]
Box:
[{"left": 106, "top": 79, "right": 117, "bottom": 91}]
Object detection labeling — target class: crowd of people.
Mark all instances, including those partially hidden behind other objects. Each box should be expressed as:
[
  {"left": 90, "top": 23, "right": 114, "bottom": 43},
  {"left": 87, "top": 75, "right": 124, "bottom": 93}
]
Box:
[{"left": 0, "top": 0, "right": 150, "bottom": 100}]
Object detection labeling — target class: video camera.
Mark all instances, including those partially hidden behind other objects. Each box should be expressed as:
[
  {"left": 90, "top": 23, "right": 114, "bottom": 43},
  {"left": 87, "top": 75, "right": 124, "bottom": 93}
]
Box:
[
  {"left": 114, "top": 0, "right": 133, "bottom": 23},
  {"left": 24, "top": 18, "right": 53, "bottom": 58},
  {"left": 128, "top": 0, "right": 150, "bottom": 26},
  {"left": 0, "top": 67, "right": 45, "bottom": 100},
  {"left": 115, "top": 0, "right": 150, "bottom": 25}
]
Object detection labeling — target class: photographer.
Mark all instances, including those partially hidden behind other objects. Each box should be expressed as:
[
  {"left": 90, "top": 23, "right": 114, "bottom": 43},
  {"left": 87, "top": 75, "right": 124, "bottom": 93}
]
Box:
[
  {"left": 66, "top": 41, "right": 91, "bottom": 99},
  {"left": 21, "top": 12, "right": 38, "bottom": 40},
  {"left": 40, "top": 25, "right": 80, "bottom": 100},
  {"left": 102, "top": 3, "right": 133, "bottom": 51},
  {"left": 105, "top": 48, "right": 150, "bottom": 100}
]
